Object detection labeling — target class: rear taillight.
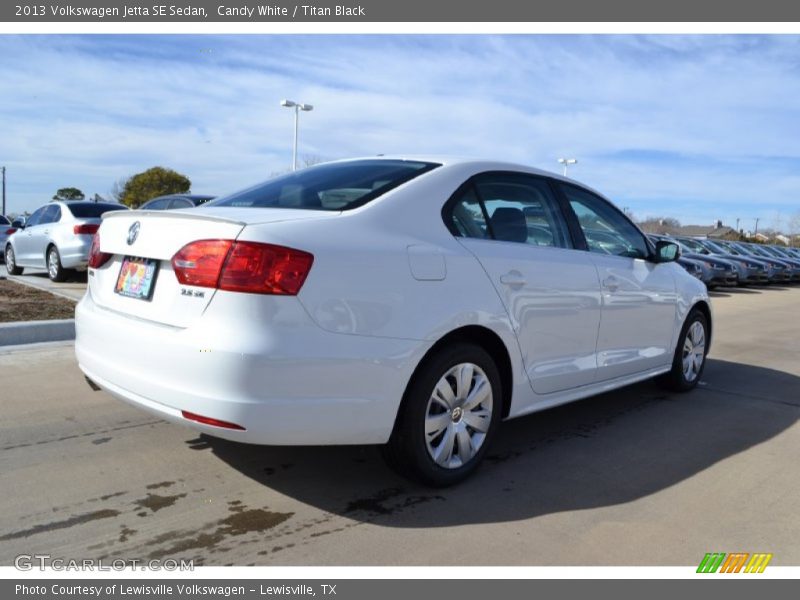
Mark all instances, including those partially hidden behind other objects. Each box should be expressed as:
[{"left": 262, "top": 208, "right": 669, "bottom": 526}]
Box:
[
  {"left": 88, "top": 233, "right": 112, "bottom": 268},
  {"left": 74, "top": 224, "right": 100, "bottom": 235},
  {"left": 171, "top": 240, "right": 313, "bottom": 295},
  {"left": 181, "top": 410, "right": 245, "bottom": 431},
  {"left": 4, "top": 228, "right": 16, "bottom": 235}
]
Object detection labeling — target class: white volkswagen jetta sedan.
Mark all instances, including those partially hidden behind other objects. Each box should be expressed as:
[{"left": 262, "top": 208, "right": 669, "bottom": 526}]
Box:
[{"left": 76, "top": 157, "right": 711, "bottom": 485}]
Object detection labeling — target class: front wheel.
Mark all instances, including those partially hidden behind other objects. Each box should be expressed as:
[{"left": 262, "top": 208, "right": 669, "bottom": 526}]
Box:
[
  {"left": 5, "top": 245, "right": 23, "bottom": 275},
  {"left": 384, "top": 343, "right": 502, "bottom": 487},
  {"left": 658, "top": 309, "right": 709, "bottom": 392}
]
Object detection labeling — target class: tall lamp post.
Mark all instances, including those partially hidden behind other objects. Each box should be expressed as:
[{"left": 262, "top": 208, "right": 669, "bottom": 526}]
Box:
[
  {"left": 280, "top": 99, "right": 314, "bottom": 171},
  {"left": 1, "top": 166, "right": 6, "bottom": 216},
  {"left": 557, "top": 157, "right": 577, "bottom": 177}
]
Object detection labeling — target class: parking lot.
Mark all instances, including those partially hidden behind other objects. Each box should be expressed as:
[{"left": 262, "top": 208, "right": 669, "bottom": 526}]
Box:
[{"left": 1, "top": 283, "right": 799, "bottom": 566}]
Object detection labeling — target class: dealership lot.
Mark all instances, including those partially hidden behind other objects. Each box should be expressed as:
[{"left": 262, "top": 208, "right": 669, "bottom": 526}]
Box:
[{"left": 1, "top": 286, "right": 799, "bottom": 566}]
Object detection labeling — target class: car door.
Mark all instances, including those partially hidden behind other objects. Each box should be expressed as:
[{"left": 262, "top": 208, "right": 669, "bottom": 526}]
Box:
[
  {"left": 447, "top": 172, "right": 602, "bottom": 399},
  {"left": 27, "top": 204, "right": 59, "bottom": 268},
  {"left": 14, "top": 206, "right": 46, "bottom": 265},
  {"left": 557, "top": 182, "right": 679, "bottom": 381}
]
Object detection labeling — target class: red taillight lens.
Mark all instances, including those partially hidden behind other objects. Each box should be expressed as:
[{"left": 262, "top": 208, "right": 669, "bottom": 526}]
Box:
[
  {"left": 172, "top": 239, "right": 234, "bottom": 287},
  {"left": 74, "top": 224, "right": 100, "bottom": 235},
  {"left": 171, "top": 240, "right": 314, "bottom": 295},
  {"left": 181, "top": 410, "right": 246, "bottom": 431},
  {"left": 4, "top": 228, "right": 17, "bottom": 235},
  {"left": 88, "top": 233, "right": 112, "bottom": 268}
]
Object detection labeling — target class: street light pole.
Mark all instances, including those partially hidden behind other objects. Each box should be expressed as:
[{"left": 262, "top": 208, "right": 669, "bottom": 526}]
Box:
[
  {"left": 1, "top": 166, "right": 5, "bottom": 216},
  {"left": 557, "top": 157, "right": 578, "bottom": 177},
  {"left": 280, "top": 99, "right": 314, "bottom": 171}
]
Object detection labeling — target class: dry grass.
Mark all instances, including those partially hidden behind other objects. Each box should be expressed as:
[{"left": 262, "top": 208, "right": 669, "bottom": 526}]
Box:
[{"left": 0, "top": 278, "right": 76, "bottom": 323}]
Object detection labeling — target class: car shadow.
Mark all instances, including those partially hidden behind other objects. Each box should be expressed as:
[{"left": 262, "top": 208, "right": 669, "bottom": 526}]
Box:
[
  {"left": 21, "top": 270, "right": 87, "bottom": 283},
  {"left": 194, "top": 359, "right": 799, "bottom": 528}
]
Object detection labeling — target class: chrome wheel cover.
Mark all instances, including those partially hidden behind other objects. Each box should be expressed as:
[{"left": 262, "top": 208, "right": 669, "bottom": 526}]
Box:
[
  {"left": 425, "top": 362, "right": 493, "bottom": 469},
  {"left": 682, "top": 320, "right": 706, "bottom": 382},
  {"left": 48, "top": 249, "right": 59, "bottom": 279},
  {"left": 6, "top": 247, "right": 15, "bottom": 271}
]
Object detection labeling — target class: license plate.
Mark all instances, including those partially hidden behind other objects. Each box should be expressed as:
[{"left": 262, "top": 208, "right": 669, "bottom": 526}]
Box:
[{"left": 114, "top": 257, "right": 159, "bottom": 301}]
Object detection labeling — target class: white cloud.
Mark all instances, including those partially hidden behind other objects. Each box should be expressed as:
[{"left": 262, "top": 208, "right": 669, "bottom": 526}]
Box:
[{"left": 0, "top": 34, "right": 799, "bottom": 227}]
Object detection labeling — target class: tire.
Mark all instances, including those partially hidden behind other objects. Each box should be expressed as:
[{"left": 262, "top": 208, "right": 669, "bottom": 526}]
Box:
[
  {"left": 5, "top": 245, "right": 23, "bottom": 275},
  {"left": 47, "top": 246, "right": 68, "bottom": 282},
  {"left": 657, "top": 308, "right": 709, "bottom": 392},
  {"left": 384, "top": 342, "right": 502, "bottom": 487}
]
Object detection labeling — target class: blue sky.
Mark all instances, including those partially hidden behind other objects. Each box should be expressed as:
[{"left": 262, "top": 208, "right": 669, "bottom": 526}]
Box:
[{"left": 1, "top": 34, "right": 799, "bottom": 231}]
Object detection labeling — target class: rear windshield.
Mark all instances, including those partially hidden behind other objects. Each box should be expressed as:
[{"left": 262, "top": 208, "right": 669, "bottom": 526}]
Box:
[
  {"left": 0, "top": 215, "right": 9, "bottom": 225},
  {"left": 66, "top": 203, "right": 129, "bottom": 218},
  {"left": 207, "top": 160, "right": 440, "bottom": 211}
]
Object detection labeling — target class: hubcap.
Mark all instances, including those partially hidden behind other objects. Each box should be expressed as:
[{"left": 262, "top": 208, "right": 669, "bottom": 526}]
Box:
[
  {"left": 682, "top": 320, "right": 706, "bottom": 382},
  {"left": 48, "top": 250, "right": 59, "bottom": 278},
  {"left": 6, "top": 248, "right": 14, "bottom": 270},
  {"left": 425, "top": 362, "right": 493, "bottom": 470}
]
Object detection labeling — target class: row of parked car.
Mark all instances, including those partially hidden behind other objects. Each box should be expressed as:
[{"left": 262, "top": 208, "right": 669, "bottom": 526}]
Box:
[
  {"left": 650, "top": 234, "right": 800, "bottom": 288},
  {"left": 1, "top": 194, "right": 213, "bottom": 281}
]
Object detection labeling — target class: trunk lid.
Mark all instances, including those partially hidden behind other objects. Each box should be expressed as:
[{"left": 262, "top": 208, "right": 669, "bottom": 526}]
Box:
[{"left": 89, "top": 208, "right": 332, "bottom": 327}]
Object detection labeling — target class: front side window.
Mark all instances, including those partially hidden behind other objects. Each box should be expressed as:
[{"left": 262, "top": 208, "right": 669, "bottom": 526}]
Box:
[
  {"left": 25, "top": 207, "right": 47, "bottom": 228},
  {"left": 447, "top": 173, "right": 571, "bottom": 248},
  {"left": 559, "top": 184, "right": 649, "bottom": 259},
  {"left": 209, "top": 159, "right": 439, "bottom": 211}
]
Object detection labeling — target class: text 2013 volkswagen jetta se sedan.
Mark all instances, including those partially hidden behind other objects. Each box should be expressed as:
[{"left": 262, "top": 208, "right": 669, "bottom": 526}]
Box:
[{"left": 75, "top": 157, "right": 711, "bottom": 486}]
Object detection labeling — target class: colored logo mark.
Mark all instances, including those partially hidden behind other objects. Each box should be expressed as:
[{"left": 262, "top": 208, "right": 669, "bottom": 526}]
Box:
[{"left": 697, "top": 552, "right": 773, "bottom": 573}]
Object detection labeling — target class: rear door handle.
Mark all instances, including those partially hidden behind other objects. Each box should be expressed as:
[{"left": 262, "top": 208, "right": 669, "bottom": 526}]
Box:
[{"left": 500, "top": 271, "right": 526, "bottom": 287}]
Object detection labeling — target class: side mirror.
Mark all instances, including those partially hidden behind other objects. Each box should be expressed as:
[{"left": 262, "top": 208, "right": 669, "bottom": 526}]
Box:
[{"left": 653, "top": 240, "right": 680, "bottom": 263}]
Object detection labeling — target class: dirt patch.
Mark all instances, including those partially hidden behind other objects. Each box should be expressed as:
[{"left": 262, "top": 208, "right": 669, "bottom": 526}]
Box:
[{"left": 0, "top": 278, "right": 76, "bottom": 322}]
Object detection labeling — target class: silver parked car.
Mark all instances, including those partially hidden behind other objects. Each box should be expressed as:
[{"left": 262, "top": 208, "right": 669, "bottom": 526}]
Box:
[
  {"left": 5, "top": 201, "right": 129, "bottom": 281},
  {"left": 0, "top": 215, "right": 13, "bottom": 262}
]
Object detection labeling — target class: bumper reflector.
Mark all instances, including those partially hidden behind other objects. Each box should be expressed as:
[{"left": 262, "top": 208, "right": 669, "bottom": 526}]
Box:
[{"left": 181, "top": 410, "right": 246, "bottom": 431}]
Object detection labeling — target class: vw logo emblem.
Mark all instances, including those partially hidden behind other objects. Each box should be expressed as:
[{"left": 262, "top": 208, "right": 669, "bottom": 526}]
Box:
[{"left": 127, "top": 221, "right": 140, "bottom": 245}]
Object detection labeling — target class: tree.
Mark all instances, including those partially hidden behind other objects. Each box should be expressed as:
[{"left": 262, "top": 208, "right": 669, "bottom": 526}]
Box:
[
  {"left": 637, "top": 216, "right": 681, "bottom": 235},
  {"left": 52, "top": 187, "right": 85, "bottom": 201},
  {"left": 119, "top": 167, "right": 191, "bottom": 208}
]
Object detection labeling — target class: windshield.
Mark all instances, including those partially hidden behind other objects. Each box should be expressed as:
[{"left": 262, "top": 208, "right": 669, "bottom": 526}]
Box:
[
  {"left": 700, "top": 239, "right": 728, "bottom": 254},
  {"left": 0, "top": 215, "right": 9, "bottom": 225},
  {"left": 208, "top": 159, "right": 440, "bottom": 211},
  {"left": 676, "top": 237, "right": 709, "bottom": 254}
]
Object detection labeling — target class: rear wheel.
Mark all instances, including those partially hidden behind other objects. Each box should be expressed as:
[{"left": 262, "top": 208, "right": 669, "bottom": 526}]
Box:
[
  {"left": 5, "top": 245, "right": 23, "bottom": 275},
  {"left": 384, "top": 343, "right": 502, "bottom": 486},
  {"left": 47, "top": 246, "right": 68, "bottom": 282},
  {"left": 658, "top": 308, "right": 708, "bottom": 392}
]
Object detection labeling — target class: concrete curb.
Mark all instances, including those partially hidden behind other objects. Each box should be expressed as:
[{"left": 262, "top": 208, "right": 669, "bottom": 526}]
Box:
[{"left": 0, "top": 319, "right": 76, "bottom": 346}]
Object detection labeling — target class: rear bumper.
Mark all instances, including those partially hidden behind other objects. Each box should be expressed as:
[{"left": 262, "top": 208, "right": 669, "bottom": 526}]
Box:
[
  {"left": 75, "top": 290, "right": 430, "bottom": 445},
  {"left": 58, "top": 236, "right": 93, "bottom": 270}
]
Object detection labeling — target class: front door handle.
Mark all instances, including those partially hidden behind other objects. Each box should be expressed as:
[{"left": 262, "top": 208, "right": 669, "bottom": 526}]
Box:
[
  {"left": 500, "top": 271, "right": 526, "bottom": 287},
  {"left": 602, "top": 276, "right": 620, "bottom": 292}
]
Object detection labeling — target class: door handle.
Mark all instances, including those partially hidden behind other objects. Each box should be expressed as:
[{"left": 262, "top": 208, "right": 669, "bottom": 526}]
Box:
[
  {"left": 500, "top": 271, "right": 526, "bottom": 287},
  {"left": 602, "top": 276, "right": 620, "bottom": 292}
]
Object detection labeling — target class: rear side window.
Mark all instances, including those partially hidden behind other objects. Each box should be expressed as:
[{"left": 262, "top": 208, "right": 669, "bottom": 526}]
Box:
[
  {"left": 0, "top": 216, "right": 9, "bottom": 225},
  {"left": 66, "top": 203, "right": 129, "bottom": 218},
  {"left": 209, "top": 160, "right": 439, "bottom": 211},
  {"left": 447, "top": 173, "right": 572, "bottom": 249}
]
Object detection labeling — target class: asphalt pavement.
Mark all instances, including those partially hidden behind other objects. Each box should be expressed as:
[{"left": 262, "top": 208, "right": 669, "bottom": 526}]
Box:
[{"left": 1, "top": 285, "right": 799, "bottom": 566}]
